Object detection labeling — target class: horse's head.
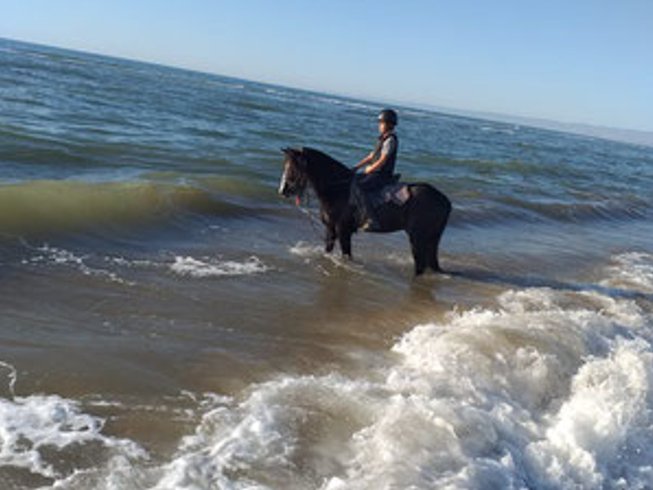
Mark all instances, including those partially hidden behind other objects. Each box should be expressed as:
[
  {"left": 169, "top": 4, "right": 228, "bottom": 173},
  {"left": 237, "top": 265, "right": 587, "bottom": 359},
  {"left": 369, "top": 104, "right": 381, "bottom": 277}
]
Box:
[{"left": 278, "top": 147, "right": 309, "bottom": 201}]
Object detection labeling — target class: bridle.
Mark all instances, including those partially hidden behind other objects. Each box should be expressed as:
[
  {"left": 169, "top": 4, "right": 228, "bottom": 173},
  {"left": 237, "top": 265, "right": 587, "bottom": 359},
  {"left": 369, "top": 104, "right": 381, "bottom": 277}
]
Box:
[{"left": 289, "top": 154, "right": 310, "bottom": 205}]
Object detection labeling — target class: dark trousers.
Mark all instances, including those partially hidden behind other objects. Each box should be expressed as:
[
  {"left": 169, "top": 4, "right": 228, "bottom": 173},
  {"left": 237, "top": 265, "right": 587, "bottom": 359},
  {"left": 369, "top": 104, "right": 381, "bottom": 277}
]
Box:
[
  {"left": 354, "top": 173, "right": 391, "bottom": 227},
  {"left": 356, "top": 172, "right": 390, "bottom": 191}
]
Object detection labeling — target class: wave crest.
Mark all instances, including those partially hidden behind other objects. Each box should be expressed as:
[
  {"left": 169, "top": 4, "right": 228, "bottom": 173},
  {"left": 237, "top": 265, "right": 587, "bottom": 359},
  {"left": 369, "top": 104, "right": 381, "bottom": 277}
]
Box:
[{"left": 0, "top": 179, "right": 240, "bottom": 237}]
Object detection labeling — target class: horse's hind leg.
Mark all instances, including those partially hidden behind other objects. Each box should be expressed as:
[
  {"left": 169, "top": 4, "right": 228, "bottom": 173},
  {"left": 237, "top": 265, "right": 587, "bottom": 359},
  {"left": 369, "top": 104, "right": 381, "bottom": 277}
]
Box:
[
  {"left": 428, "top": 235, "right": 443, "bottom": 273},
  {"left": 409, "top": 232, "right": 428, "bottom": 276},
  {"left": 429, "top": 202, "right": 451, "bottom": 273}
]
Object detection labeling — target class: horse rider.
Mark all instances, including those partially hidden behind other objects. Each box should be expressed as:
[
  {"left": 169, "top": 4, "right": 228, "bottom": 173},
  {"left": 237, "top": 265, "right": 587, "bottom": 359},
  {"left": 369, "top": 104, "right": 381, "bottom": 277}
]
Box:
[{"left": 352, "top": 108, "right": 399, "bottom": 231}]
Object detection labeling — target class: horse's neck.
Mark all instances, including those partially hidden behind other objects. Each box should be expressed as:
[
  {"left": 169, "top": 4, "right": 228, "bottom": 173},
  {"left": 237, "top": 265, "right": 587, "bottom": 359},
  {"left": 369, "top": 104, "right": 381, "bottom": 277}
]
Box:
[{"left": 305, "top": 153, "right": 352, "bottom": 203}]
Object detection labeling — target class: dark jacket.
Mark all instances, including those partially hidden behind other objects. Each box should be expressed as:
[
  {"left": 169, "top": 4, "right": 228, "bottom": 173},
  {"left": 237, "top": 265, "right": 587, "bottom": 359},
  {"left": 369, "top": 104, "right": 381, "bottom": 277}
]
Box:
[
  {"left": 372, "top": 132, "right": 398, "bottom": 178},
  {"left": 358, "top": 132, "right": 398, "bottom": 190}
]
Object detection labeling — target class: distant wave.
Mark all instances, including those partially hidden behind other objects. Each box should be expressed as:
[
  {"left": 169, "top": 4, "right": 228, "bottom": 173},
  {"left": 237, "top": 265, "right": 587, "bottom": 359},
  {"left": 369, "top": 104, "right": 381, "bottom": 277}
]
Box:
[
  {"left": 0, "top": 176, "right": 646, "bottom": 239},
  {"left": 496, "top": 195, "right": 650, "bottom": 223},
  {"left": 0, "top": 179, "right": 246, "bottom": 237},
  {"left": 451, "top": 196, "right": 650, "bottom": 227}
]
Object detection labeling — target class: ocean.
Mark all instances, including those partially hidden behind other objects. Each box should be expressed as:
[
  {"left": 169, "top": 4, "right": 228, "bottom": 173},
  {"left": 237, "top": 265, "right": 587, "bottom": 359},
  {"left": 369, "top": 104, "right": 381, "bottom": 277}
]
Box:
[{"left": 1, "top": 37, "right": 652, "bottom": 489}]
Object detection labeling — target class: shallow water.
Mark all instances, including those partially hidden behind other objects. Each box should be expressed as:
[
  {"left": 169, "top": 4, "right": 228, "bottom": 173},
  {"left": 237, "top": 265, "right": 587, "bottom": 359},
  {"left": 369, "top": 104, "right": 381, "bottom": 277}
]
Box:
[{"left": 1, "top": 38, "right": 653, "bottom": 489}]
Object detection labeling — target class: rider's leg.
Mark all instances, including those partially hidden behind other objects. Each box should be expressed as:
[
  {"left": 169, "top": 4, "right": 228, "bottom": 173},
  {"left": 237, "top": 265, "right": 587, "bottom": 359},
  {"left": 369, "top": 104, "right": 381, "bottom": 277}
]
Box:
[{"left": 357, "top": 174, "right": 385, "bottom": 231}]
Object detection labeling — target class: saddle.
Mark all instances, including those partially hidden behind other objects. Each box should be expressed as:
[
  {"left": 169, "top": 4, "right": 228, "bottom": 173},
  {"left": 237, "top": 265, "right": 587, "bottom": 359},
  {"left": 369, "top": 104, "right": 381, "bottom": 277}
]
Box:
[
  {"left": 357, "top": 174, "right": 410, "bottom": 206},
  {"left": 381, "top": 175, "right": 411, "bottom": 206},
  {"left": 349, "top": 174, "right": 411, "bottom": 225}
]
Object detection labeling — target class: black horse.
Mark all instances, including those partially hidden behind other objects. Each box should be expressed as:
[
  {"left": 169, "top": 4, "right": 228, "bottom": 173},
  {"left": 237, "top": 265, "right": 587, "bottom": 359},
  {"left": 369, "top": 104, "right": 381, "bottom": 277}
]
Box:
[{"left": 278, "top": 147, "right": 451, "bottom": 276}]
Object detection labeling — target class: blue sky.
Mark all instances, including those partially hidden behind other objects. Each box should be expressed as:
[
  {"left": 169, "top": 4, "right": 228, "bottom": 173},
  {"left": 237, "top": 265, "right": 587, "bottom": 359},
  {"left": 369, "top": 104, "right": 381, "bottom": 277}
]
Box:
[{"left": 2, "top": 0, "right": 652, "bottom": 131}]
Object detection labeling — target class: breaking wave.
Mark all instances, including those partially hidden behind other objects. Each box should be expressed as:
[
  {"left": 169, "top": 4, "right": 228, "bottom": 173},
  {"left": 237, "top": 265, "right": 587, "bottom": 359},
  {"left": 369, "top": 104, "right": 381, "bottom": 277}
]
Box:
[
  {"left": 0, "top": 387, "right": 146, "bottom": 488},
  {"left": 147, "top": 252, "right": 653, "bottom": 489}
]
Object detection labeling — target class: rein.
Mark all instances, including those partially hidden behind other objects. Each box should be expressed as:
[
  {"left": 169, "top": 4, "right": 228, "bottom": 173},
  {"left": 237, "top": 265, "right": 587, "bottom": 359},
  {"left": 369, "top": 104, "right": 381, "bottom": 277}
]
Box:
[
  {"left": 294, "top": 189, "right": 324, "bottom": 239},
  {"left": 288, "top": 150, "right": 356, "bottom": 238}
]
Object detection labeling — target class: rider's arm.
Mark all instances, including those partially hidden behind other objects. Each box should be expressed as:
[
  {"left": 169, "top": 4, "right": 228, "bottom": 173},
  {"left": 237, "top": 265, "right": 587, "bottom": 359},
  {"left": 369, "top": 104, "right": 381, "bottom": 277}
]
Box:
[
  {"left": 354, "top": 151, "right": 374, "bottom": 169},
  {"left": 364, "top": 152, "right": 389, "bottom": 174}
]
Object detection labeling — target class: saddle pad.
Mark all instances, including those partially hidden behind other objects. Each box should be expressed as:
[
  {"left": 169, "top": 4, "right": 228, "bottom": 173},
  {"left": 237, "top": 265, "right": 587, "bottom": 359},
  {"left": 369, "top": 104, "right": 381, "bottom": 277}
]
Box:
[{"left": 383, "top": 183, "right": 410, "bottom": 205}]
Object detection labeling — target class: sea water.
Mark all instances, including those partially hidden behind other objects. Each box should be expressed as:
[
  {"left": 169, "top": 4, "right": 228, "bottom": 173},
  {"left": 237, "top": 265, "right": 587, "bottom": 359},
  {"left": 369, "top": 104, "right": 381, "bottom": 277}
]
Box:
[{"left": 1, "top": 38, "right": 652, "bottom": 489}]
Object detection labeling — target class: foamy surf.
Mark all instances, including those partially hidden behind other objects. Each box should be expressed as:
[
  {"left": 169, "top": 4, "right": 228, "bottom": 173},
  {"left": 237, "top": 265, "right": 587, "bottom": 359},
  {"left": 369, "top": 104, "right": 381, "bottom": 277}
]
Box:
[
  {"left": 170, "top": 256, "right": 269, "bottom": 278},
  {"left": 19, "top": 245, "right": 270, "bottom": 283},
  {"left": 6, "top": 250, "right": 652, "bottom": 488},
  {"left": 0, "top": 390, "right": 146, "bottom": 487},
  {"left": 23, "top": 244, "right": 133, "bottom": 285},
  {"left": 601, "top": 252, "right": 653, "bottom": 294},
  {"left": 146, "top": 253, "right": 653, "bottom": 490},
  {"left": 289, "top": 241, "right": 366, "bottom": 275}
]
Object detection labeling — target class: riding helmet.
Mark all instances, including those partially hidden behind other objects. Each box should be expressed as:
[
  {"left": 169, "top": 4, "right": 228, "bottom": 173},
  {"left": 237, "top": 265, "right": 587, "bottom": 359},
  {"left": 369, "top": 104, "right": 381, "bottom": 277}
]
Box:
[{"left": 378, "top": 109, "right": 398, "bottom": 126}]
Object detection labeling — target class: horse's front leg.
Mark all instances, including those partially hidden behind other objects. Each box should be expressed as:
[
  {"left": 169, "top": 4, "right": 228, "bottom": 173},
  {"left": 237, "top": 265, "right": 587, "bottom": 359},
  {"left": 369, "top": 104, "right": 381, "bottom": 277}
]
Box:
[
  {"left": 325, "top": 225, "right": 336, "bottom": 253},
  {"left": 337, "top": 226, "right": 353, "bottom": 258}
]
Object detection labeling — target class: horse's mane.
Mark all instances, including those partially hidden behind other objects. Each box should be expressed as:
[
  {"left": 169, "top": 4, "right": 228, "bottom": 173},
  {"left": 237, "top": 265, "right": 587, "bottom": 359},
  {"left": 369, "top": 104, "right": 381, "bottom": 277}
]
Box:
[{"left": 301, "top": 147, "right": 352, "bottom": 179}]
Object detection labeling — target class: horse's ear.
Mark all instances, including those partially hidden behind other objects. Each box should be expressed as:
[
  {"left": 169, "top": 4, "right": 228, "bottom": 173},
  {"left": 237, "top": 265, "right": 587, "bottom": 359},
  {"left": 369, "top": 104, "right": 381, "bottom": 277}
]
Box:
[{"left": 281, "top": 147, "right": 298, "bottom": 157}]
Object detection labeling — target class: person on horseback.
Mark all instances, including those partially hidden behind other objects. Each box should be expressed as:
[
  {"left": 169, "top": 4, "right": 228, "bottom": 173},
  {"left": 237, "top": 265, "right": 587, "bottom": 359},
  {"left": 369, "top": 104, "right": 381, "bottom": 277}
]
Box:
[{"left": 352, "top": 109, "right": 399, "bottom": 231}]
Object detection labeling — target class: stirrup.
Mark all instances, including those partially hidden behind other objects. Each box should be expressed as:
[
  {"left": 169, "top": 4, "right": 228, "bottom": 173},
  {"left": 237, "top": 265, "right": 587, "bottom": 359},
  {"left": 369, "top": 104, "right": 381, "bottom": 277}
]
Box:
[{"left": 361, "top": 217, "right": 382, "bottom": 232}]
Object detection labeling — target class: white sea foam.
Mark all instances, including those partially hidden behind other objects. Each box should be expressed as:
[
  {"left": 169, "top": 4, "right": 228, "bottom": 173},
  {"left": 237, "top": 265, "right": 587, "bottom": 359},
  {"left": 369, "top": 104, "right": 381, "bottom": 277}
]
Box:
[
  {"left": 480, "top": 125, "right": 516, "bottom": 135},
  {"left": 601, "top": 252, "right": 653, "bottom": 293},
  {"left": 24, "top": 248, "right": 270, "bottom": 282},
  {"left": 526, "top": 338, "right": 653, "bottom": 488},
  {"left": 289, "top": 241, "right": 325, "bottom": 259},
  {"left": 0, "top": 361, "right": 17, "bottom": 397},
  {"left": 0, "top": 392, "right": 146, "bottom": 485},
  {"left": 289, "top": 241, "right": 365, "bottom": 275},
  {"left": 0, "top": 360, "right": 149, "bottom": 488},
  {"left": 6, "top": 251, "right": 652, "bottom": 488},
  {"left": 170, "top": 255, "right": 269, "bottom": 278},
  {"left": 152, "top": 375, "right": 372, "bottom": 490},
  {"left": 152, "top": 252, "right": 653, "bottom": 489},
  {"left": 104, "top": 255, "right": 158, "bottom": 268},
  {"left": 312, "top": 96, "right": 375, "bottom": 112},
  {"left": 24, "top": 244, "right": 133, "bottom": 285},
  {"left": 382, "top": 251, "right": 414, "bottom": 267}
]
